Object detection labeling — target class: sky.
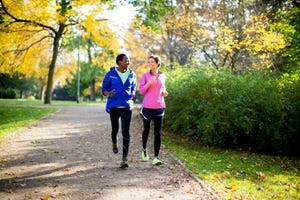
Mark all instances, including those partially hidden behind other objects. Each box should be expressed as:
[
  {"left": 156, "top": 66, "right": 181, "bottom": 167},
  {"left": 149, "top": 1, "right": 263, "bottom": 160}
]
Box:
[{"left": 104, "top": 3, "right": 136, "bottom": 39}]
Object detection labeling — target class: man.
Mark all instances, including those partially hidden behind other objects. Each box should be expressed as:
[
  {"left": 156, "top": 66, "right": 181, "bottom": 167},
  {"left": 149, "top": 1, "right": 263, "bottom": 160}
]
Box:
[{"left": 102, "top": 54, "right": 136, "bottom": 168}]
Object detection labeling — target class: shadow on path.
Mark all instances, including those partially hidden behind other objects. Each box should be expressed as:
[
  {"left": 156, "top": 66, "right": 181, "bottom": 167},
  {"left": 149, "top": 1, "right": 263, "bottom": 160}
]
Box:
[{"left": 0, "top": 106, "right": 219, "bottom": 200}]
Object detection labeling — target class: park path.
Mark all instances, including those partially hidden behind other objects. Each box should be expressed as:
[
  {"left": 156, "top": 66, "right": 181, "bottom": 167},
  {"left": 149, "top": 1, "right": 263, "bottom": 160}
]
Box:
[{"left": 0, "top": 105, "right": 219, "bottom": 200}]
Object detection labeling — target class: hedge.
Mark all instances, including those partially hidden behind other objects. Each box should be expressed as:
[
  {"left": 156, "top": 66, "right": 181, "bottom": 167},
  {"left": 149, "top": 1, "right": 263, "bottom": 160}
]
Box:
[{"left": 164, "top": 66, "right": 299, "bottom": 155}]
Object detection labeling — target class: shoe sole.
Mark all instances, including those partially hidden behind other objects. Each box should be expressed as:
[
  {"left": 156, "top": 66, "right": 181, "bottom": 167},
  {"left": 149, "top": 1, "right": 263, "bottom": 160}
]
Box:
[
  {"left": 113, "top": 149, "right": 118, "bottom": 154},
  {"left": 120, "top": 164, "right": 129, "bottom": 168},
  {"left": 152, "top": 161, "right": 162, "bottom": 165}
]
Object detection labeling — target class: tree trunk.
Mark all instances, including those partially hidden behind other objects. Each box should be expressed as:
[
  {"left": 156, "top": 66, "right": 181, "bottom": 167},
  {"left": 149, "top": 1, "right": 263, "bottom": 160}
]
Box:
[
  {"left": 90, "top": 78, "right": 96, "bottom": 101},
  {"left": 39, "top": 85, "right": 44, "bottom": 100},
  {"left": 44, "top": 24, "right": 65, "bottom": 104}
]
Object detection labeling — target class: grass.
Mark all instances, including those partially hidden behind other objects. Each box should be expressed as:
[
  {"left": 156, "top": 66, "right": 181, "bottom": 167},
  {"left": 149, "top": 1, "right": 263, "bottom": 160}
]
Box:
[
  {"left": 0, "top": 106, "right": 57, "bottom": 139},
  {"left": 0, "top": 98, "right": 106, "bottom": 106},
  {"left": 0, "top": 98, "right": 106, "bottom": 139},
  {"left": 164, "top": 134, "right": 300, "bottom": 200}
]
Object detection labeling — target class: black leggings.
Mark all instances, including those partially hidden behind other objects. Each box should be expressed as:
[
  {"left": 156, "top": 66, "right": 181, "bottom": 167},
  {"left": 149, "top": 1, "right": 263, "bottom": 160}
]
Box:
[
  {"left": 141, "top": 108, "right": 164, "bottom": 157},
  {"left": 110, "top": 108, "right": 132, "bottom": 158}
]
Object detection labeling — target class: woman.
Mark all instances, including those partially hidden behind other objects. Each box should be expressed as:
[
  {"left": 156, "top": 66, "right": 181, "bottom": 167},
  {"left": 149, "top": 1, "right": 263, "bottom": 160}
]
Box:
[
  {"left": 102, "top": 53, "right": 136, "bottom": 168},
  {"left": 139, "top": 55, "right": 168, "bottom": 165}
]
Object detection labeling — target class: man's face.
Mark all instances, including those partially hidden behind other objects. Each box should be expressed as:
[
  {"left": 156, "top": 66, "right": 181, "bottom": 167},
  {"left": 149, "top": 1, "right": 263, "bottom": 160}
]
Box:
[{"left": 119, "top": 56, "right": 130, "bottom": 68}]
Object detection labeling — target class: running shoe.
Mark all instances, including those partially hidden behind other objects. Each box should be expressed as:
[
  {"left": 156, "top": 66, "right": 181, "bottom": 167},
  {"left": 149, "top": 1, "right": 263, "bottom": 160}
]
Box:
[
  {"left": 152, "top": 157, "right": 162, "bottom": 165},
  {"left": 141, "top": 149, "right": 149, "bottom": 161},
  {"left": 120, "top": 157, "right": 129, "bottom": 168},
  {"left": 112, "top": 143, "right": 118, "bottom": 154}
]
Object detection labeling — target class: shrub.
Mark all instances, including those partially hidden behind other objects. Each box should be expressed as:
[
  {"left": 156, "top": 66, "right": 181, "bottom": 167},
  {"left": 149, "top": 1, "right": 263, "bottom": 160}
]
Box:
[
  {"left": 165, "top": 66, "right": 299, "bottom": 155},
  {"left": 0, "top": 88, "right": 17, "bottom": 99},
  {"left": 28, "top": 96, "right": 35, "bottom": 100}
]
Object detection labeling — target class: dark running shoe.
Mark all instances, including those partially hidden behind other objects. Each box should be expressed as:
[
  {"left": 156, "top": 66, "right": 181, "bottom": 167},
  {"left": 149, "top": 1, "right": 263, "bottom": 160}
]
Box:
[
  {"left": 120, "top": 157, "right": 129, "bottom": 168},
  {"left": 112, "top": 143, "right": 118, "bottom": 154}
]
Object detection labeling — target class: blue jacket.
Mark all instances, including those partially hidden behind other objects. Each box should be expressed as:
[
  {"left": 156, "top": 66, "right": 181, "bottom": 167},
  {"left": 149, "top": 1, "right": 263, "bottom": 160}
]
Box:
[{"left": 102, "top": 66, "right": 136, "bottom": 113}]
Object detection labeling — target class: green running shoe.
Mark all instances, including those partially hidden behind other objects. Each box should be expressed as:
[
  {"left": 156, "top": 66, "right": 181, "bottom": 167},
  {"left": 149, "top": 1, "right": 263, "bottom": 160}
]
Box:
[
  {"left": 120, "top": 157, "right": 129, "bottom": 168},
  {"left": 141, "top": 149, "right": 149, "bottom": 161},
  {"left": 152, "top": 157, "right": 162, "bottom": 166}
]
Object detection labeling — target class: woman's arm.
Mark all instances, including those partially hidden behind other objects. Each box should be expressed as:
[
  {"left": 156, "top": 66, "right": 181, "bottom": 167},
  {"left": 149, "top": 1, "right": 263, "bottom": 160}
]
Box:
[{"left": 139, "top": 74, "right": 155, "bottom": 94}]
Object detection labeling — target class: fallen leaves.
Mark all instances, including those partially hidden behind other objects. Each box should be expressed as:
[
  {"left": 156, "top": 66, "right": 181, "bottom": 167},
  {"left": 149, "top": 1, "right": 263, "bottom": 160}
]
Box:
[
  {"left": 255, "top": 171, "right": 267, "bottom": 180},
  {"left": 62, "top": 167, "right": 72, "bottom": 172},
  {"left": 41, "top": 195, "right": 51, "bottom": 200}
]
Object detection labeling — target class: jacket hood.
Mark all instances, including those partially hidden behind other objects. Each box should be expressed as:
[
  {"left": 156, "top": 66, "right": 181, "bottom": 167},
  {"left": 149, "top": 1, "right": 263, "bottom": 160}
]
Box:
[{"left": 110, "top": 66, "right": 133, "bottom": 73}]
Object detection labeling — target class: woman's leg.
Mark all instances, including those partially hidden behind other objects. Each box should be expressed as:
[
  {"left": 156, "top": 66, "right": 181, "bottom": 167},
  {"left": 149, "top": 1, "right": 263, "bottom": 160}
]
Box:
[
  {"left": 142, "top": 118, "right": 151, "bottom": 150},
  {"left": 153, "top": 109, "right": 164, "bottom": 157}
]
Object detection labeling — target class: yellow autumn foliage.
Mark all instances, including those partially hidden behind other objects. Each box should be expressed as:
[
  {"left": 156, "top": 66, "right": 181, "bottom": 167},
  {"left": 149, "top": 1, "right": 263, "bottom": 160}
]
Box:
[{"left": 0, "top": 0, "right": 117, "bottom": 83}]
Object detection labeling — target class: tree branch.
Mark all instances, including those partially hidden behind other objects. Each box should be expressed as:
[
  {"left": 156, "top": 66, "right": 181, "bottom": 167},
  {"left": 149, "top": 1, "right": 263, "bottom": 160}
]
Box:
[
  {"left": 3, "top": 35, "right": 50, "bottom": 54},
  {"left": 0, "top": 0, "right": 57, "bottom": 34}
]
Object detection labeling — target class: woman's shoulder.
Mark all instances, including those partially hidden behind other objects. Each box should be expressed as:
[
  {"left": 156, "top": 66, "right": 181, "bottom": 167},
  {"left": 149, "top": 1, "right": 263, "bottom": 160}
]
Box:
[{"left": 142, "top": 71, "right": 151, "bottom": 77}]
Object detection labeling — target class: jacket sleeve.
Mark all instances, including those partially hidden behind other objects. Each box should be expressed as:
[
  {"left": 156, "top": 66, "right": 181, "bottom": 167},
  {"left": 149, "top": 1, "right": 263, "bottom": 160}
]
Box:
[{"left": 131, "top": 73, "right": 137, "bottom": 95}]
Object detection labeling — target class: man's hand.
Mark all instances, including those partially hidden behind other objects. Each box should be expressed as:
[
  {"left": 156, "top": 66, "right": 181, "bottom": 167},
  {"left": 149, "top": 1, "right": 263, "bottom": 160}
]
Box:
[
  {"left": 132, "top": 95, "right": 136, "bottom": 102},
  {"left": 104, "top": 89, "right": 115, "bottom": 97}
]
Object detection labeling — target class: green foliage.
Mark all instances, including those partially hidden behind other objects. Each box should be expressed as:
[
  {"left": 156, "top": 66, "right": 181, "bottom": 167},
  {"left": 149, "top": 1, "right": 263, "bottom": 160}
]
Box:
[
  {"left": 56, "top": 0, "right": 72, "bottom": 16},
  {"left": 0, "top": 88, "right": 17, "bottom": 99},
  {"left": 65, "top": 62, "right": 106, "bottom": 99},
  {"left": 165, "top": 66, "right": 300, "bottom": 155},
  {"left": 277, "top": 7, "right": 300, "bottom": 72},
  {"left": 0, "top": 73, "right": 39, "bottom": 98},
  {"left": 52, "top": 84, "right": 76, "bottom": 100},
  {"left": 129, "top": 0, "right": 176, "bottom": 31}
]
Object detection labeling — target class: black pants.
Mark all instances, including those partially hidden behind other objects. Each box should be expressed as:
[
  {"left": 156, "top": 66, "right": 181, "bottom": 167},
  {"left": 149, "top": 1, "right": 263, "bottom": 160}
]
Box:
[
  {"left": 110, "top": 108, "right": 132, "bottom": 158},
  {"left": 141, "top": 108, "right": 164, "bottom": 157}
]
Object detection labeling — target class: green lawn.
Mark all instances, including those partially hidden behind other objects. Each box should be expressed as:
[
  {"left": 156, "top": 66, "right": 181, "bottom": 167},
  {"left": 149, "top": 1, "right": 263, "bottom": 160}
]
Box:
[
  {"left": 0, "top": 98, "right": 105, "bottom": 139},
  {"left": 164, "top": 134, "right": 300, "bottom": 200},
  {"left": 0, "top": 98, "right": 106, "bottom": 106},
  {"left": 0, "top": 106, "right": 57, "bottom": 139}
]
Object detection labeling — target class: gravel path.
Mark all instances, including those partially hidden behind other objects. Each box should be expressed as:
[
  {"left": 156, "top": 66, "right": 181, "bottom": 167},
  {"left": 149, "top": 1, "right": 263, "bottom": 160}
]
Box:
[{"left": 0, "top": 105, "right": 220, "bottom": 200}]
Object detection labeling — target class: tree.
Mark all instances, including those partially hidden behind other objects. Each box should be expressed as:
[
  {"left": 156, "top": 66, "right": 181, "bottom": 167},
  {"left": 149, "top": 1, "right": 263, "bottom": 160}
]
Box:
[
  {"left": 128, "top": 0, "right": 293, "bottom": 71},
  {"left": 70, "top": 15, "right": 118, "bottom": 100},
  {"left": 0, "top": 72, "right": 39, "bottom": 98},
  {"left": 277, "top": 4, "right": 300, "bottom": 72},
  {"left": 0, "top": 0, "right": 113, "bottom": 104}
]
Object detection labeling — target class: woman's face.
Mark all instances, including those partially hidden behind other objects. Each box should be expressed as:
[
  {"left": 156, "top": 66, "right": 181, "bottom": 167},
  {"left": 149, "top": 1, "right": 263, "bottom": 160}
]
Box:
[{"left": 147, "top": 57, "right": 158, "bottom": 71}]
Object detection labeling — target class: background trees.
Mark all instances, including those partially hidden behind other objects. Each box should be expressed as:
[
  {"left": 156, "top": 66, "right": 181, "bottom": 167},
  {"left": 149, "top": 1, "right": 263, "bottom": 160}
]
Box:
[
  {"left": 128, "top": 0, "right": 297, "bottom": 72},
  {"left": 125, "top": 0, "right": 300, "bottom": 155},
  {"left": 0, "top": 0, "right": 116, "bottom": 104}
]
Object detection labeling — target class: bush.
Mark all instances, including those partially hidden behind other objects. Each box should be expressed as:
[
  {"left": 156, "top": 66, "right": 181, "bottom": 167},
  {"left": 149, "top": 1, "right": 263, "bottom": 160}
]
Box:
[
  {"left": 0, "top": 88, "right": 17, "bottom": 99},
  {"left": 165, "top": 66, "right": 299, "bottom": 155},
  {"left": 28, "top": 96, "right": 35, "bottom": 100}
]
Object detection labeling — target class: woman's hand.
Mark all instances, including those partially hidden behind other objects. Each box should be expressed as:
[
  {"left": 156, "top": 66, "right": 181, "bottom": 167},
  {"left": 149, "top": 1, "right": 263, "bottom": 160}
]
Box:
[
  {"left": 149, "top": 76, "right": 156, "bottom": 83},
  {"left": 162, "top": 90, "right": 168, "bottom": 97}
]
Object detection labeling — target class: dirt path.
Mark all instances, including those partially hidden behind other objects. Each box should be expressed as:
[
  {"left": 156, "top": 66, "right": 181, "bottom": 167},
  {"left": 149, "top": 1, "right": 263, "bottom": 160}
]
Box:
[{"left": 0, "top": 105, "right": 220, "bottom": 200}]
